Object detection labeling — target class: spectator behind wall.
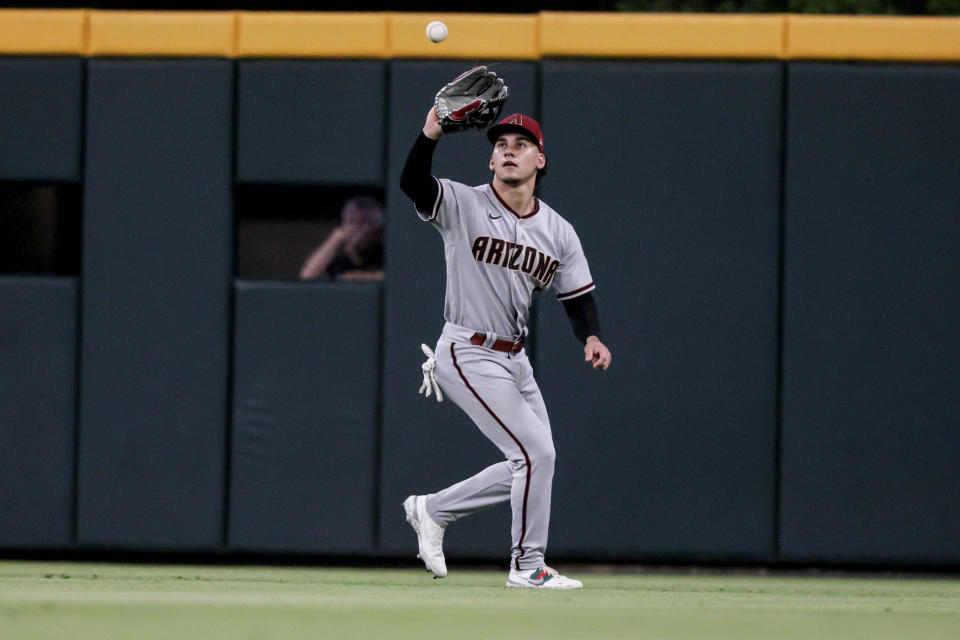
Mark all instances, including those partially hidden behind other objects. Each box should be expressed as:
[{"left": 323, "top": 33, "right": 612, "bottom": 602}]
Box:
[{"left": 300, "top": 196, "right": 385, "bottom": 282}]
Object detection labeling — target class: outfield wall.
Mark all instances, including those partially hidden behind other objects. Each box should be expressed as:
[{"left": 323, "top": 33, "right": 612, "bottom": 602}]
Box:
[{"left": 1, "top": 11, "right": 959, "bottom": 567}]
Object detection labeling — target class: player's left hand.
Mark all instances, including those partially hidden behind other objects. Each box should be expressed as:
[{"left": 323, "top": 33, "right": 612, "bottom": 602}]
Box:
[{"left": 584, "top": 336, "right": 611, "bottom": 371}]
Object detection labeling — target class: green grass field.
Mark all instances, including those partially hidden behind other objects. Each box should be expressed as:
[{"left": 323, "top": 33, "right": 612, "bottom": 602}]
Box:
[{"left": 1, "top": 561, "right": 958, "bottom": 639}]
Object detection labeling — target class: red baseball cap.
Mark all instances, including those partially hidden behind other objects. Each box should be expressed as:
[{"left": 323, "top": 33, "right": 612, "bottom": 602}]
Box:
[{"left": 486, "top": 113, "right": 545, "bottom": 152}]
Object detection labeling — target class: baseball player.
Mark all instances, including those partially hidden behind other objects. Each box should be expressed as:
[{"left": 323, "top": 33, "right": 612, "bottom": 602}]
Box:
[{"left": 399, "top": 84, "right": 611, "bottom": 589}]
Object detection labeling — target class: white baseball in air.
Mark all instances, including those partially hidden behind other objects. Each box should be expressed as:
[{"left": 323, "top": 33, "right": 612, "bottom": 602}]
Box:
[{"left": 426, "top": 21, "right": 448, "bottom": 43}]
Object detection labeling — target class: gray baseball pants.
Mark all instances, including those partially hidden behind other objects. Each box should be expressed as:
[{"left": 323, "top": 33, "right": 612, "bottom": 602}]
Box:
[{"left": 424, "top": 326, "right": 555, "bottom": 571}]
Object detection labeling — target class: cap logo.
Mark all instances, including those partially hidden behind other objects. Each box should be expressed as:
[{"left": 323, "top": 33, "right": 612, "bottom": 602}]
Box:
[{"left": 488, "top": 113, "right": 544, "bottom": 152}]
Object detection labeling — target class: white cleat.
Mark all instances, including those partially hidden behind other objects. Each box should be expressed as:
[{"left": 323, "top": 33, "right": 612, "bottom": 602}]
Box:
[
  {"left": 506, "top": 566, "right": 583, "bottom": 589},
  {"left": 402, "top": 495, "right": 447, "bottom": 578}
]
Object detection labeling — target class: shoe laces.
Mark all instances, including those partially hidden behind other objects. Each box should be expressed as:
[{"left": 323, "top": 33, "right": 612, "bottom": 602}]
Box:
[{"left": 433, "top": 528, "right": 445, "bottom": 554}]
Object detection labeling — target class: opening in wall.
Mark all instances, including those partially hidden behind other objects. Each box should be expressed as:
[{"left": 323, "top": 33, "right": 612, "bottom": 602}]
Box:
[
  {"left": 0, "top": 183, "right": 81, "bottom": 275},
  {"left": 235, "top": 185, "right": 385, "bottom": 282}
]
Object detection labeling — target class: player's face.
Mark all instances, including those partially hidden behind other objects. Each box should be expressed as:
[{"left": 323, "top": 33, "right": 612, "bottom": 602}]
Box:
[{"left": 489, "top": 133, "right": 545, "bottom": 187}]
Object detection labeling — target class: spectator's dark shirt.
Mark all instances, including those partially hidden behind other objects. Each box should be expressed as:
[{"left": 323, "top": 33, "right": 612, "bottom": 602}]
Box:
[{"left": 326, "top": 242, "right": 384, "bottom": 279}]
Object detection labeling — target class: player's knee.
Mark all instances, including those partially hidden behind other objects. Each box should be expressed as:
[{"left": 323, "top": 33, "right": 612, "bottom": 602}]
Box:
[
  {"left": 508, "top": 442, "right": 555, "bottom": 473},
  {"left": 528, "top": 442, "right": 556, "bottom": 469},
  {"left": 508, "top": 456, "right": 527, "bottom": 475}
]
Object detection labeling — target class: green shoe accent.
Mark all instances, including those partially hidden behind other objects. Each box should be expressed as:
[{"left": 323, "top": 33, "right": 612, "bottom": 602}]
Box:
[{"left": 528, "top": 568, "right": 553, "bottom": 586}]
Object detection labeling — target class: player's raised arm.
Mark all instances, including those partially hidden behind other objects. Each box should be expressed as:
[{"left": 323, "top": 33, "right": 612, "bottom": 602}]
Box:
[
  {"left": 402, "top": 64, "right": 508, "bottom": 214},
  {"left": 399, "top": 106, "right": 442, "bottom": 215},
  {"left": 422, "top": 105, "right": 442, "bottom": 140}
]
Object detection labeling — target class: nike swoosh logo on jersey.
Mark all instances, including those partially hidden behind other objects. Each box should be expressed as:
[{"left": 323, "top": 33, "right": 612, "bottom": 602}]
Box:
[{"left": 488, "top": 213, "right": 502, "bottom": 219}]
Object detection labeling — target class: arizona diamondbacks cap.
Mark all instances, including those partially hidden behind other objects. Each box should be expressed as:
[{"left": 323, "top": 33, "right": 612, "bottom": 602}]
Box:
[{"left": 486, "top": 113, "right": 545, "bottom": 152}]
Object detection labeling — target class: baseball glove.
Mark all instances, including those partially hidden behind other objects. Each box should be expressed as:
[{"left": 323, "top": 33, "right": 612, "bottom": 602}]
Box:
[{"left": 434, "top": 66, "right": 509, "bottom": 134}]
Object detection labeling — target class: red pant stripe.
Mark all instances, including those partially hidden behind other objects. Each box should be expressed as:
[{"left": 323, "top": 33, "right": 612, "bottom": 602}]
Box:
[{"left": 450, "top": 343, "right": 531, "bottom": 570}]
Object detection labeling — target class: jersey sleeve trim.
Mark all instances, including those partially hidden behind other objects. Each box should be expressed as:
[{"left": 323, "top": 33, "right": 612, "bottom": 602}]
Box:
[
  {"left": 556, "top": 281, "right": 596, "bottom": 300},
  {"left": 416, "top": 177, "right": 444, "bottom": 222}
]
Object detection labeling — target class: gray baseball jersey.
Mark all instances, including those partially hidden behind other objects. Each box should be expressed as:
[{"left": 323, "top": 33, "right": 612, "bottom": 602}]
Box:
[
  {"left": 419, "top": 178, "right": 595, "bottom": 338},
  {"left": 415, "top": 177, "right": 596, "bottom": 571}
]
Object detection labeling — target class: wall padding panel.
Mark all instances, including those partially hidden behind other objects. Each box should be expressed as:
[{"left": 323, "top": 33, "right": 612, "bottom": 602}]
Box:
[
  {"left": 537, "top": 61, "right": 782, "bottom": 560},
  {"left": 229, "top": 281, "right": 379, "bottom": 554},
  {"left": 0, "top": 277, "right": 77, "bottom": 548},
  {"left": 378, "top": 61, "right": 538, "bottom": 558},
  {"left": 779, "top": 63, "right": 960, "bottom": 564},
  {"left": 236, "top": 60, "right": 386, "bottom": 184},
  {"left": 77, "top": 60, "right": 232, "bottom": 550},
  {"left": 0, "top": 57, "right": 82, "bottom": 181}
]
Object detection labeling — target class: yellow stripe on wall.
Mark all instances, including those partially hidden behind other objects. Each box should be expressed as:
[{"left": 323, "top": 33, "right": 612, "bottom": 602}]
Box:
[
  {"left": 87, "top": 11, "right": 237, "bottom": 57},
  {"left": 787, "top": 15, "right": 960, "bottom": 62},
  {"left": 0, "top": 9, "right": 86, "bottom": 55},
  {"left": 238, "top": 12, "right": 388, "bottom": 58},
  {"left": 540, "top": 12, "right": 785, "bottom": 59},
  {"left": 2, "top": 10, "right": 960, "bottom": 62},
  {"left": 389, "top": 13, "right": 538, "bottom": 60}
]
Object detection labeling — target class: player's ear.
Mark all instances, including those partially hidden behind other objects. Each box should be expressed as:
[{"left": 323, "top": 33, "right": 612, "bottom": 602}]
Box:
[
  {"left": 489, "top": 154, "right": 495, "bottom": 171},
  {"left": 536, "top": 153, "right": 546, "bottom": 170}
]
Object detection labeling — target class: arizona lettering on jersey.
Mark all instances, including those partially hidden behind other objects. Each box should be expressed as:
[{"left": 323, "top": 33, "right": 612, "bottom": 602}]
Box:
[
  {"left": 416, "top": 178, "right": 595, "bottom": 338},
  {"left": 470, "top": 236, "right": 561, "bottom": 287}
]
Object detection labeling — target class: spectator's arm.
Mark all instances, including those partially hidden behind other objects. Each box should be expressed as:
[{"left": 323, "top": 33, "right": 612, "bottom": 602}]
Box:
[{"left": 300, "top": 227, "right": 346, "bottom": 280}]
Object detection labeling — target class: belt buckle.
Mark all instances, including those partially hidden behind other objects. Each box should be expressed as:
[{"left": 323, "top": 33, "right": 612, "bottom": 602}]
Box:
[{"left": 510, "top": 339, "right": 522, "bottom": 354}]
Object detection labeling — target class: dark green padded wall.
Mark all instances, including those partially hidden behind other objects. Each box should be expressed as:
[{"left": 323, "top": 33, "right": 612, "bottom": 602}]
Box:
[
  {"left": 0, "top": 58, "right": 83, "bottom": 550},
  {"left": 76, "top": 60, "right": 233, "bottom": 549},
  {"left": 236, "top": 60, "right": 385, "bottom": 185},
  {"left": 0, "top": 278, "right": 77, "bottom": 547},
  {"left": 536, "top": 61, "right": 782, "bottom": 561},
  {"left": 0, "top": 58, "right": 82, "bottom": 181},
  {"left": 2, "top": 54, "right": 957, "bottom": 566},
  {"left": 779, "top": 63, "right": 960, "bottom": 565},
  {"left": 229, "top": 281, "right": 380, "bottom": 553}
]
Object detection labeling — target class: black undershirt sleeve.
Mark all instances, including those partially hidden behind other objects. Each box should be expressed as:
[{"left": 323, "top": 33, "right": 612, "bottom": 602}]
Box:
[
  {"left": 561, "top": 292, "right": 601, "bottom": 345},
  {"left": 400, "top": 132, "right": 441, "bottom": 215}
]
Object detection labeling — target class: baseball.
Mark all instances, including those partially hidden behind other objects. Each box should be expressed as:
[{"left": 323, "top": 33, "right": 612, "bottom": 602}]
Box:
[{"left": 426, "top": 21, "right": 448, "bottom": 44}]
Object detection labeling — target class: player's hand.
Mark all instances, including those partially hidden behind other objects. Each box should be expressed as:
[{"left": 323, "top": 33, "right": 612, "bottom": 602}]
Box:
[
  {"left": 584, "top": 336, "right": 611, "bottom": 371},
  {"left": 423, "top": 106, "right": 443, "bottom": 140}
]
